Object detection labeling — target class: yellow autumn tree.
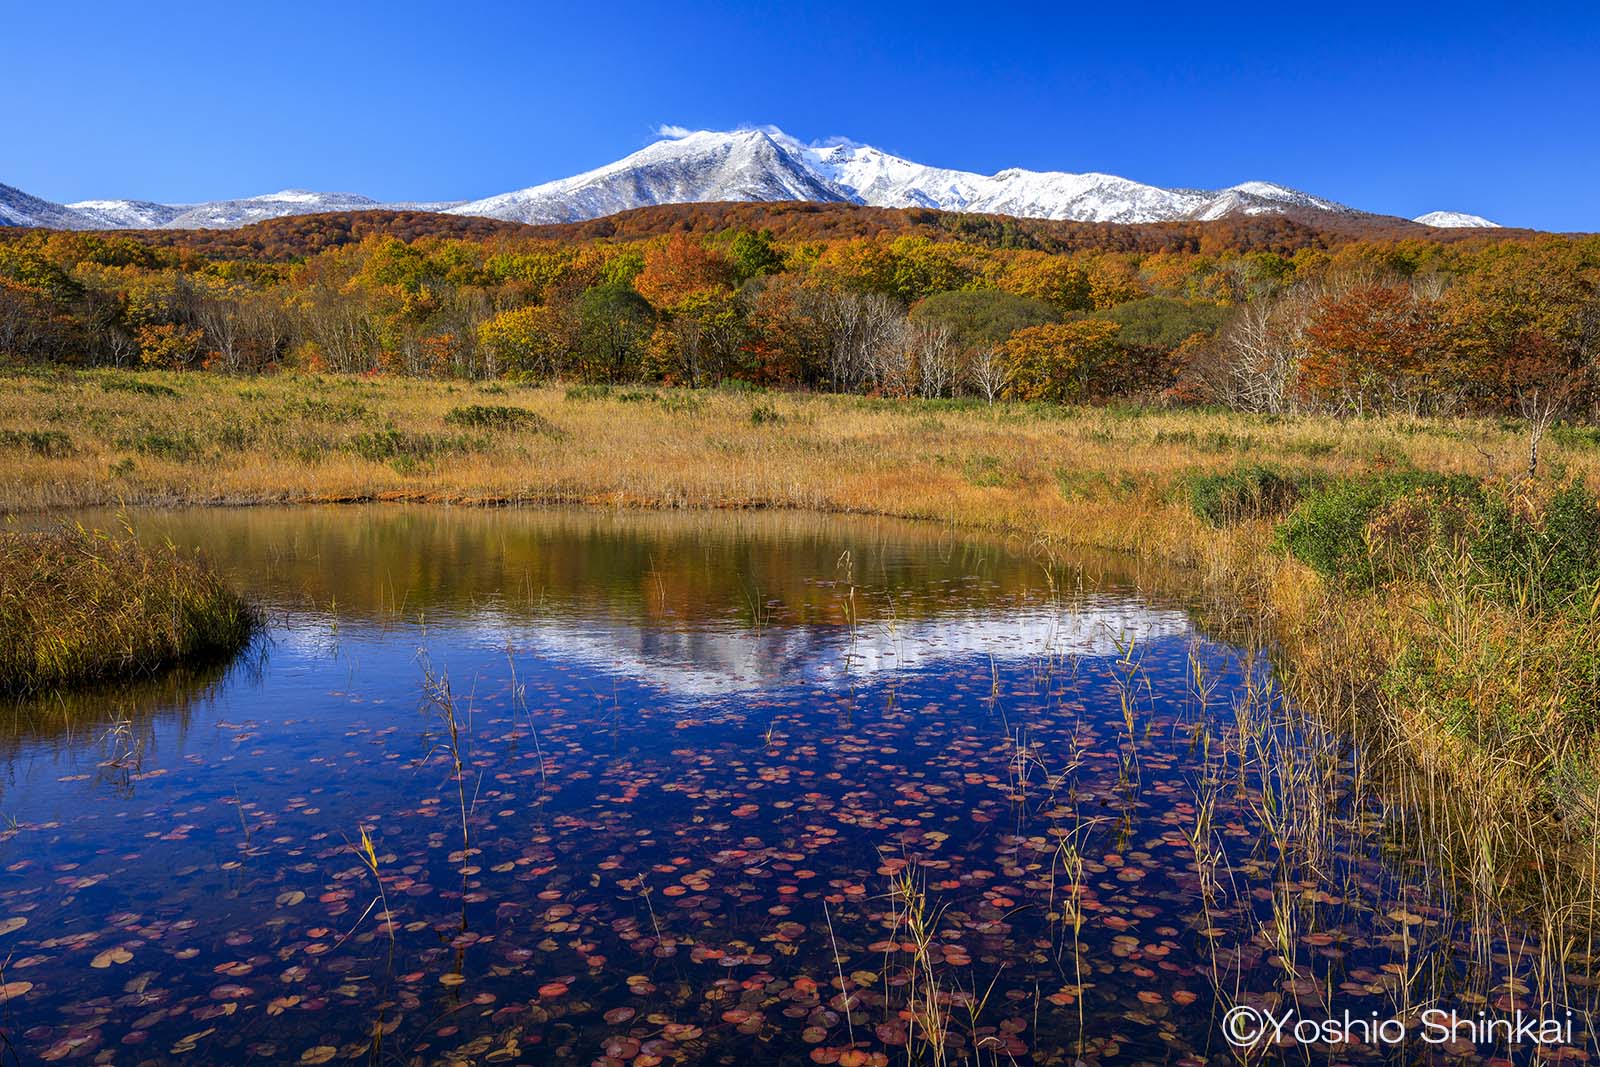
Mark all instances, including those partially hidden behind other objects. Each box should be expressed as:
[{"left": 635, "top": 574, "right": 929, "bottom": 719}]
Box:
[
  {"left": 1001, "top": 320, "right": 1123, "bottom": 402},
  {"left": 477, "top": 304, "right": 570, "bottom": 379}
]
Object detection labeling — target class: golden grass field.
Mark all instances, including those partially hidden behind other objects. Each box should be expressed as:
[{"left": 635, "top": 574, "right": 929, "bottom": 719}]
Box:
[{"left": 0, "top": 366, "right": 1564, "bottom": 535}]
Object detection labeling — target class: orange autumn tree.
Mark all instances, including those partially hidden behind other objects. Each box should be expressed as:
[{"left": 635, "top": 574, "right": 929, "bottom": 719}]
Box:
[
  {"left": 1299, "top": 281, "right": 1447, "bottom": 414},
  {"left": 631, "top": 236, "right": 746, "bottom": 386},
  {"left": 808, "top": 239, "right": 900, "bottom": 296},
  {"left": 136, "top": 321, "right": 208, "bottom": 369},
  {"left": 1000, "top": 254, "right": 1094, "bottom": 314},
  {"left": 1087, "top": 255, "right": 1146, "bottom": 310},
  {"left": 633, "top": 235, "right": 734, "bottom": 309},
  {"left": 1443, "top": 242, "right": 1599, "bottom": 413}
]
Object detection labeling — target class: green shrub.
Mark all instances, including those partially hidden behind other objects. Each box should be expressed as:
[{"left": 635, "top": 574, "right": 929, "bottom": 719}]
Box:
[
  {"left": 1089, "top": 297, "right": 1228, "bottom": 351},
  {"left": 121, "top": 430, "right": 205, "bottom": 463},
  {"left": 1184, "top": 465, "right": 1318, "bottom": 527},
  {"left": 347, "top": 429, "right": 475, "bottom": 466},
  {"left": 443, "top": 404, "right": 558, "bottom": 434},
  {"left": 1154, "top": 428, "right": 1259, "bottom": 452},
  {"left": 98, "top": 376, "right": 179, "bottom": 398},
  {"left": 214, "top": 419, "right": 255, "bottom": 451},
  {"left": 910, "top": 290, "right": 1060, "bottom": 348},
  {"left": 750, "top": 403, "right": 782, "bottom": 426},
  {"left": 1277, "top": 471, "right": 1480, "bottom": 588},
  {"left": 0, "top": 429, "right": 74, "bottom": 457},
  {"left": 1273, "top": 469, "right": 1600, "bottom": 604},
  {"left": 1056, "top": 468, "right": 1136, "bottom": 501},
  {"left": 964, "top": 454, "right": 1010, "bottom": 488},
  {"left": 1472, "top": 481, "right": 1600, "bottom": 611},
  {"left": 1284, "top": 438, "right": 1336, "bottom": 458},
  {"left": 657, "top": 392, "right": 703, "bottom": 416},
  {"left": 287, "top": 396, "right": 368, "bottom": 422},
  {"left": 1551, "top": 424, "right": 1600, "bottom": 449}
]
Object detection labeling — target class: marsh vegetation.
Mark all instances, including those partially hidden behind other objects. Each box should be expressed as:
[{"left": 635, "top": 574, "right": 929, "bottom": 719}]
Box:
[{"left": 0, "top": 522, "right": 256, "bottom": 693}]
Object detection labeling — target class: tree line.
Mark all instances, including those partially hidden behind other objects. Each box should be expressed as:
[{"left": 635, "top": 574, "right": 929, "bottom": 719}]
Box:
[{"left": 1, "top": 217, "right": 1597, "bottom": 418}]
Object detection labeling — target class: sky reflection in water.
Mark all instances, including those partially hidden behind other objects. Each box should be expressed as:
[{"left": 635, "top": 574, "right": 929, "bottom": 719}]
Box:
[{"left": 0, "top": 507, "right": 1584, "bottom": 1066}]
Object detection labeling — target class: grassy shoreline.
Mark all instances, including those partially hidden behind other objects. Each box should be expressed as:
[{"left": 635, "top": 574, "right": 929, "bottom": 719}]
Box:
[{"left": 0, "top": 522, "right": 258, "bottom": 693}]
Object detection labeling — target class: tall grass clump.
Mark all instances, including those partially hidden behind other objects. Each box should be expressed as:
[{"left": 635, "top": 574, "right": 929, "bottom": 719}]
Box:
[
  {"left": 0, "top": 525, "right": 257, "bottom": 693},
  {"left": 1182, "top": 464, "right": 1319, "bottom": 527},
  {"left": 443, "top": 404, "right": 559, "bottom": 434},
  {"left": 1276, "top": 470, "right": 1600, "bottom": 809}
]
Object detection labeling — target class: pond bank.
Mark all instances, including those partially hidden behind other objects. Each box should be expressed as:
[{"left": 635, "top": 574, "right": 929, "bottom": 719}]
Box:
[{"left": 0, "top": 524, "right": 257, "bottom": 693}]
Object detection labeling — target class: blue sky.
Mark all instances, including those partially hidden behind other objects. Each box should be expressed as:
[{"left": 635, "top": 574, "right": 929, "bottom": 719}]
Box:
[{"left": 4, "top": 0, "right": 1598, "bottom": 230}]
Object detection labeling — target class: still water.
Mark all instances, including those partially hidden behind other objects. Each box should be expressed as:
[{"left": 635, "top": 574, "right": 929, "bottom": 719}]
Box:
[{"left": 0, "top": 507, "right": 1586, "bottom": 1065}]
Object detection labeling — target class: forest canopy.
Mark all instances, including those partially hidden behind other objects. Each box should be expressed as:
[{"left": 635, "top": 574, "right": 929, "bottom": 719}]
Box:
[{"left": 1, "top": 203, "right": 1596, "bottom": 419}]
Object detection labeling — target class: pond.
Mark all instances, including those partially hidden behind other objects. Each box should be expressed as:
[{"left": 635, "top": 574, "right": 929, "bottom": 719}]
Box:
[{"left": 0, "top": 506, "right": 1589, "bottom": 1066}]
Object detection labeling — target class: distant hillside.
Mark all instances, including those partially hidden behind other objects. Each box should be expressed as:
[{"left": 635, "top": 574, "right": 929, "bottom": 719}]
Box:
[{"left": 0, "top": 201, "right": 1538, "bottom": 263}]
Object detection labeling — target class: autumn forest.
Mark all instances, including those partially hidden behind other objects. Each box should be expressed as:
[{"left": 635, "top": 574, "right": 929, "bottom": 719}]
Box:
[{"left": 2, "top": 204, "right": 1597, "bottom": 422}]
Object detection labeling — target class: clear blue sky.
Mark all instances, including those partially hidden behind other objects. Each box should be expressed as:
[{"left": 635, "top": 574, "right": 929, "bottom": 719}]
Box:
[{"left": 5, "top": 0, "right": 1598, "bottom": 230}]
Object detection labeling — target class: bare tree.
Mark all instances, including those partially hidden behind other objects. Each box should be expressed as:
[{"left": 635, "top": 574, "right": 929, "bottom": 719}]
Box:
[
  {"left": 301, "top": 286, "right": 377, "bottom": 372},
  {"left": 911, "top": 321, "right": 957, "bottom": 399},
  {"left": 192, "top": 285, "right": 244, "bottom": 372},
  {"left": 969, "top": 345, "right": 1010, "bottom": 404},
  {"left": 1197, "top": 286, "right": 1319, "bottom": 414},
  {"left": 815, "top": 290, "right": 903, "bottom": 394},
  {"left": 238, "top": 291, "right": 290, "bottom": 371},
  {"left": 1518, "top": 381, "right": 1574, "bottom": 479}
]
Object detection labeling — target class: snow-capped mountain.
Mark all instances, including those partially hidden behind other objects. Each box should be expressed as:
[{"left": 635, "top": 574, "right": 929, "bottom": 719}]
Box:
[
  {"left": 446, "top": 130, "right": 850, "bottom": 224},
  {"left": 158, "top": 190, "right": 389, "bottom": 229},
  {"left": 0, "top": 129, "right": 1509, "bottom": 231},
  {"left": 773, "top": 134, "right": 1356, "bottom": 225},
  {"left": 1412, "top": 210, "right": 1499, "bottom": 229}
]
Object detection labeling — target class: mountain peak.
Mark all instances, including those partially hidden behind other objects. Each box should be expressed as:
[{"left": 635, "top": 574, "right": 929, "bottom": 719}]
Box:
[{"left": 441, "top": 126, "right": 852, "bottom": 225}]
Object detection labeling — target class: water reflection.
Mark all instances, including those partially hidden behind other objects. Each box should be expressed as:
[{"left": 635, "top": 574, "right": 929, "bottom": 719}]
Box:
[{"left": 0, "top": 507, "right": 1585, "bottom": 1066}]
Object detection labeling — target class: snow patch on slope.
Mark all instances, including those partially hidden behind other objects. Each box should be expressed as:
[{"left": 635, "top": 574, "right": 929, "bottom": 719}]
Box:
[
  {"left": 67, "top": 199, "right": 187, "bottom": 228},
  {"left": 159, "top": 190, "right": 383, "bottom": 229},
  {"left": 1, "top": 183, "right": 93, "bottom": 229}
]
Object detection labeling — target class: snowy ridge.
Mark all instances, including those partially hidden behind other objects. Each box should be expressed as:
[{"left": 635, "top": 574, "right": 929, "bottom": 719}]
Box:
[
  {"left": 1, "top": 182, "right": 97, "bottom": 230},
  {"left": 157, "top": 190, "right": 386, "bottom": 229},
  {"left": 0, "top": 128, "right": 1507, "bottom": 230},
  {"left": 66, "top": 199, "right": 186, "bottom": 228},
  {"left": 1412, "top": 210, "right": 1499, "bottom": 229}
]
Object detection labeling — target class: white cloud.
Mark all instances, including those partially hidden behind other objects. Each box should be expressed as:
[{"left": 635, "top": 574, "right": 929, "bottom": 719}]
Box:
[{"left": 655, "top": 124, "right": 694, "bottom": 139}]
